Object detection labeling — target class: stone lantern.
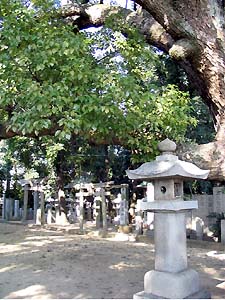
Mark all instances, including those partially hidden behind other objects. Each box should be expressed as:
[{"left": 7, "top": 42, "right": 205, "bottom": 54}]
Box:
[{"left": 126, "top": 138, "right": 210, "bottom": 299}]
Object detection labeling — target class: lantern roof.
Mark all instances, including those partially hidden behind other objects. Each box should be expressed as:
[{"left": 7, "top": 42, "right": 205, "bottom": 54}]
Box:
[{"left": 126, "top": 138, "right": 209, "bottom": 181}]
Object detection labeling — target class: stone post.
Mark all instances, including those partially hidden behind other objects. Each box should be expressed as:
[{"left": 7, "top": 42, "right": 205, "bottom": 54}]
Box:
[
  {"left": 40, "top": 191, "right": 45, "bottom": 225},
  {"left": 14, "top": 200, "right": 20, "bottom": 220},
  {"left": 94, "top": 190, "right": 102, "bottom": 229},
  {"left": 221, "top": 219, "right": 225, "bottom": 245},
  {"left": 55, "top": 205, "right": 60, "bottom": 224},
  {"left": 120, "top": 184, "right": 129, "bottom": 226},
  {"left": 135, "top": 199, "right": 143, "bottom": 235},
  {"left": 19, "top": 208, "right": 23, "bottom": 219},
  {"left": 47, "top": 206, "right": 53, "bottom": 224},
  {"left": 22, "top": 183, "right": 29, "bottom": 223},
  {"left": 2, "top": 193, "right": 6, "bottom": 219},
  {"left": 5, "top": 198, "right": 13, "bottom": 221},
  {"left": 33, "top": 190, "right": 39, "bottom": 223},
  {"left": 100, "top": 187, "right": 107, "bottom": 235},
  {"left": 115, "top": 193, "right": 121, "bottom": 221},
  {"left": 192, "top": 217, "right": 204, "bottom": 240},
  {"left": 36, "top": 208, "right": 41, "bottom": 225},
  {"left": 79, "top": 188, "right": 84, "bottom": 233}
]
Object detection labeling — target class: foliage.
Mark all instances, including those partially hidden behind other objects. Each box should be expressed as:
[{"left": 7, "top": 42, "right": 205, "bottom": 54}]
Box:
[
  {"left": 3, "top": 137, "right": 48, "bottom": 177},
  {"left": 186, "top": 96, "right": 215, "bottom": 144},
  {"left": 108, "top": 146, "right": 131, "bottom": 183},
  {"left": 152, "top": 53, "right": 215, "bottom": 144},
  {"left": 86, "top": 23, "right": 197, "bottom": 161},
  {"left": 0, "top": 0, "right": 197, "bottom": 164}
]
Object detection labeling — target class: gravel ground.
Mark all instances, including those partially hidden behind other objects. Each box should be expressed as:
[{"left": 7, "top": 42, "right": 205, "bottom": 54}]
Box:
[{"left": 0, "top": 222, "right": 224, "bottom": 299}]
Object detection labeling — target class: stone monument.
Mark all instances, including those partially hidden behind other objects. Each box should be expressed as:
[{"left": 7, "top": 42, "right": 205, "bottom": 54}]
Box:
[
  {"left": 126, "top": 138, "right": 211, "bottom": 299},
  {"left": 221, "top": 219, "right": 225, "bottom": 245}
]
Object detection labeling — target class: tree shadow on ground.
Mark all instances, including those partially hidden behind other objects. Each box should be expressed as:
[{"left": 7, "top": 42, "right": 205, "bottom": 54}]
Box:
[{"left": 0, "top": 223, "right": 224, "bottom": 299}]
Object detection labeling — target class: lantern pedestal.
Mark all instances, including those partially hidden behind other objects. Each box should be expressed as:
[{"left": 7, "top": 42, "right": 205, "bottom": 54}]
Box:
[{"left": 133, "top": 201, "right": 210, "bottom": 299}]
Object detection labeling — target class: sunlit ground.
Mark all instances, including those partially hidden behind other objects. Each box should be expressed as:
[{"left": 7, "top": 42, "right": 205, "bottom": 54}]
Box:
[{"left": 0, "top": 223, "right": 224, "bottom": 299}]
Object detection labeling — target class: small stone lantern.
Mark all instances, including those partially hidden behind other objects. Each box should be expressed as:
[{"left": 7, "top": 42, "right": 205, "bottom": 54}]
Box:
[{"left": 126, "top": 138, "right": 210, "bottom": 299}]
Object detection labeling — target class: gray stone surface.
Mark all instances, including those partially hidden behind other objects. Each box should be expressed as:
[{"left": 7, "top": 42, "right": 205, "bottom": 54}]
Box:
[
  {"left": 5, "top": 198, "right": 13, "bottom": 221},
  {"left": 126, "top": 158, "right": 209, "bottom": 180},
  {"left": 33, "top": 191, "right": 39, "bottom": 222},
  {"left": 154, "top": 212, "right": 187, "bottom": 273},
  {"left": 22, "top": 184, "right": 29, "bottom": 223},
  {"left": 94, "top": 196, "right": 101, "bottom": 229},
  {"left": 40, "top": 191, "right": 45, "bottom": 225},
  {"left": 144, "top": 269, "right": 200, "bottom": 299},
  {"left": 221, "top": 219, "right": 225, "bottom": 245},
  {"left": 14, "top": 200, "right": 20, "bottom": 219},
  {"left": 47, "top": 207, "right": 53, "bottom": 224},
  {"left": 154, "top": 179, "right": 180, "bottom": 200},
  {"left": 120, "top": 199, "right": 128, "bottom": 225},
  {"left": 36, "top": 208, "right": 41, "bottom": 225},
  {"left": 79, "top": 191, "right": 84, "bottom": 232},
  {"left": 100, "top": 188, "right": 107, "bottom": 233},
  {"left": 157, "top": 138, "right": 177, "bottom": 153},
  {"left": 120, "top": 186, "right": 129, "bottom": 225},
  {"left": 133, "top": 289, "right": 211, "bottom": 299},
  {"left": 145, "top": 183, "right": 154, "bottom": 229},
  {"left": 194, "top": 217, "right": 204, "bottom": 240},
  {"left": 140, "top": 200, "right": 198, "bottom": 212}
]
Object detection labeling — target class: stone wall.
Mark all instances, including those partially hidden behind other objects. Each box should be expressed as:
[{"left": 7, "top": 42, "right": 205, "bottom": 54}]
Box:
[{"left": 213, "top": 187, "right": 225, "bottom": 213}]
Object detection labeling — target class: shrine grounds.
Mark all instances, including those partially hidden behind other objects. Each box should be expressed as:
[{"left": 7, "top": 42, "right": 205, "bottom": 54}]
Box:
[{"left": 0, "top": 222, "right": 225, "bottom": 299}]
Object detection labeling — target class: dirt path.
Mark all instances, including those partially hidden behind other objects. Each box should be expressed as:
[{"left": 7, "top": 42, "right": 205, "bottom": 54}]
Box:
[{"left": 0, "top": 222, "right": 224, "bottom": 299}]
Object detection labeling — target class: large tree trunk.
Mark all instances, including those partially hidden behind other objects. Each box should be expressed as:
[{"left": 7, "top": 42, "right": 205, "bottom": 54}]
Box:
[
  {"left": 55, "top": 150, "right": 69, "bottom": 225},
  {"left": 135, "top": 0, "right": 225, "bottom": 180},
  {"left": 136, "top": 0, "right": 225, "bottom": 128}
]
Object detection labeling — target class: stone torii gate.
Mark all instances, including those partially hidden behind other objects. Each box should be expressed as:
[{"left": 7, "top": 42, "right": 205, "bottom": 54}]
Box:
[
  {"left": 127, "top": 138, "right": 211, "bottom": 299},
  {"left": 66, "top": 181, "right": 113, "bottom": 234},
  {"left": 19, "top": 179, "right": 45, "bottom": 224},
  {"left": 68, "top": 181, "right": 129, "bottom": 234}
]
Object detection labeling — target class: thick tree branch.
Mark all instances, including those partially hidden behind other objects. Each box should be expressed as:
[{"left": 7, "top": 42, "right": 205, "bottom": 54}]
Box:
[
  {"left": 61, "top": 3, "right": 174, "bottom": 51},
  {"left": 177, "top": 140, "right": 225, "bottom": 181},
  {"left": 61, "top": 3, "right": 206, "bottom": 112},
  {"left": 169, "top": 39, "right": 198, "bottom": 60},
  {"left": 0, "top": 123, "right": 60, "bottom": 139},
  {"left": 0, "top": 121, "right": 122, "bottom": 146}
]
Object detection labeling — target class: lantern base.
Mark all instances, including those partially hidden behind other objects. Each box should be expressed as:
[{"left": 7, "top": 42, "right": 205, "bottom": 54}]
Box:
[
  {"left": 133, "top": 289, "right": 211, "bottom": 299},
  {"left": 133, "top": 269, "right": 211, "bottom": 299}
]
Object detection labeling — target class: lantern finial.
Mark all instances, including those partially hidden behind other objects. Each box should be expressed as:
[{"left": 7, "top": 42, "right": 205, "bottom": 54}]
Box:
[{"left": 158, "top": 138, "right": 176, "bottom": 154}]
